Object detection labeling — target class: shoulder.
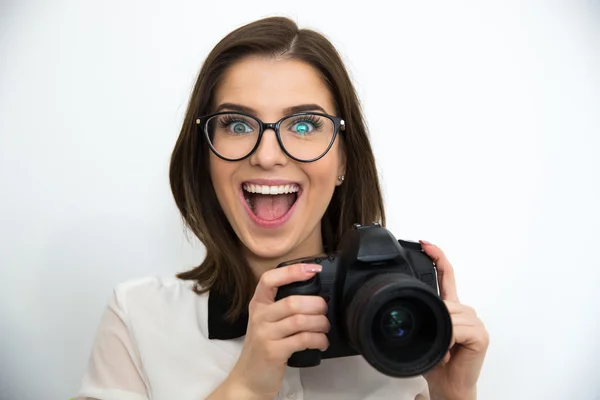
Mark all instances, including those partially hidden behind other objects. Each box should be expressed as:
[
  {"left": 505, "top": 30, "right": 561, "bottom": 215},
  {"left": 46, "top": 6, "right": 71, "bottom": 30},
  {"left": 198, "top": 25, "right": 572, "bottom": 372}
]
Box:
[
  {"left": 108, "top": 275, "right": 207, "bottom": 323},
  {"left": 113, "top": 275, "right": 196, "bottom": 298}
]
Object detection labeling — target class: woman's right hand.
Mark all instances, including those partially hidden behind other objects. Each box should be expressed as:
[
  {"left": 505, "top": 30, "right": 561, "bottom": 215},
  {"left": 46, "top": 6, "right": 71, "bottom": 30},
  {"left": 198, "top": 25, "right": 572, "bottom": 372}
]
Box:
[{"left": 223, "top": 263, "right": 330, "bottom": 400}]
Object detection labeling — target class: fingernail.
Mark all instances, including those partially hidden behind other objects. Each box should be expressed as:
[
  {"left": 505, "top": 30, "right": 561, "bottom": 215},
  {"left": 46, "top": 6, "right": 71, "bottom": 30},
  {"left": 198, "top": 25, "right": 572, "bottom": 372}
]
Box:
[
  {"left": 419, "top": 240, "right": 433, "bottom": 246},
  {"left": 302, "top": 263, "right": 322, "bottom": 273}
]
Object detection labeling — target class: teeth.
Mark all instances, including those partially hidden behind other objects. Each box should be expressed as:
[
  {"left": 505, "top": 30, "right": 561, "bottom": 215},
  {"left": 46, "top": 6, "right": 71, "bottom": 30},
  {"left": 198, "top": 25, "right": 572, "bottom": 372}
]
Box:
[{"left": 243, "top": 183, "right": 300, "bottom": 195}]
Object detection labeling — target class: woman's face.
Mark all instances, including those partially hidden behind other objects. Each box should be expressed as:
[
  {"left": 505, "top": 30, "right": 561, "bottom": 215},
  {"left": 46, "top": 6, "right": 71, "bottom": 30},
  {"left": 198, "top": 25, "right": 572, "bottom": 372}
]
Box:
[{"left": 209, "top": 56, "right": 345, "bottom": 270}]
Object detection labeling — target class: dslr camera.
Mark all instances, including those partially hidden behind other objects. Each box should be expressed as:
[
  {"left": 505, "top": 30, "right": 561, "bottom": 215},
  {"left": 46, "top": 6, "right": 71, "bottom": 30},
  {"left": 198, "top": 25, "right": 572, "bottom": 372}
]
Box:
[{"left": 275, "top": 223, "right": 452, "bottom": 377}]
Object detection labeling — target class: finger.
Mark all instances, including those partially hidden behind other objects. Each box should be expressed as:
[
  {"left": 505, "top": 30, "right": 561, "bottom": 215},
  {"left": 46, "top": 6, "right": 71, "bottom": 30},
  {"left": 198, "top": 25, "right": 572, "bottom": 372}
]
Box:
[
  {"left": 442, "top": 351, "right": 451, "bottom": 365},
  {"left": 272, "top": 314, "right": 330, "bottom": 338},
  {"left": 444, "top": 302, "right": 482, "bottom": 351},
  {"left": 252, "top": 263, "right": 322, "bottom": 305},
  {"left": 449, "top": 312, "right": 480, "bottom": 329},
  {"left": 265, "top": 295, "right": 328, "bottom": 322},
  {"left": 419, "top": 240, "right": 459, "bottom": 303},
  {"left": 451, "top": 325, "right": 490, "bottom": 353},
  {"left": 444, "top": 300, "right": 477, "bottom": 317},
  {"left": 279, "top": 331, "right": 330, "bottom": 355}
]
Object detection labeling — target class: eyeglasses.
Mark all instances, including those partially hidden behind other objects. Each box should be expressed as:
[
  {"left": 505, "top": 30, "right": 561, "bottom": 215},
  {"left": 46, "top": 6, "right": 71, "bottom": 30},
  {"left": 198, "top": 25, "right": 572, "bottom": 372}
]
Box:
[{"left": 195, "top": 112, "right": 345, "bottom": 162}]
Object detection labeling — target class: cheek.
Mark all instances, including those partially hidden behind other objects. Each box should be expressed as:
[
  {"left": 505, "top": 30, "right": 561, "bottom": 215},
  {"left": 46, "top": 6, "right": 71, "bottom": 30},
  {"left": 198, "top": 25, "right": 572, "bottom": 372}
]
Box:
[
  {"left": 305, "top": 156, "right": 340, "bottom": 195},
  {"left": 209, "top": 156, "right": 237, "bottom": 207}
]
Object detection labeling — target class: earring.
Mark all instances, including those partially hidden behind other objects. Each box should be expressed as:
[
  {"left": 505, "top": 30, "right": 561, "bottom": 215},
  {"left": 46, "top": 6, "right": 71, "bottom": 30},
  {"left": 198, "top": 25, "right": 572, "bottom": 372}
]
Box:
[{"left": 338, "top": 175, "right": 345, "bottom": 183}]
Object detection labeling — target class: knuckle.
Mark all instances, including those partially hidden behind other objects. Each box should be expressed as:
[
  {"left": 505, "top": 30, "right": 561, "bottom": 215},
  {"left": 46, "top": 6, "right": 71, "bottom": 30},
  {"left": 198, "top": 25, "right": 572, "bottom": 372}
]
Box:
[
  {"left": 292, "top": 331, "right": 304, "bottom": 347},
  {"left": 249, "top": 310, "right": 269, "bottom": 330},
  {"left": 248, "top": 299, "right": 259, "bottom": 314},
  {"left": 479, "top": 327, "right": 490, "bottom": 345},
  {"left": 260, "top": 271, "right": 275, "bottom": 288},
  {"left": 297, "top": 332, "right": 312, "bottom": 349},
  {"left": 436, "top": 245, "right": 447, "bottom": 257},
  {"left": 248, "top": 318, "right": 264, "bottom": 337},
  {"left": 291, "top": 314, "right": 307, "bottom": 330},
  {"left": 286, "top": 296, "right": 301, "bottom": 314},
  {"left": 464, "top": 305, "right": 476, "bottom": 316}
]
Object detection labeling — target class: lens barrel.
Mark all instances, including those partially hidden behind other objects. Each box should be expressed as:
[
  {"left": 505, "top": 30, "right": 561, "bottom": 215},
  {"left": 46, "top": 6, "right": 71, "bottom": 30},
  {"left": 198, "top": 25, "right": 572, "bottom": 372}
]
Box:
[{"left": 345, "top": 274, "right": 452, "bottom": 377}]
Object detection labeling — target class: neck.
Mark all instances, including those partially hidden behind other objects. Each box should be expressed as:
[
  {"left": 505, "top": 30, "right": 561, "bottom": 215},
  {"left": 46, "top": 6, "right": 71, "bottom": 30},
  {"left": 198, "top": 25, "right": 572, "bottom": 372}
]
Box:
[{"left": 244, "top": 224, "right": 325, "bottom": 281}]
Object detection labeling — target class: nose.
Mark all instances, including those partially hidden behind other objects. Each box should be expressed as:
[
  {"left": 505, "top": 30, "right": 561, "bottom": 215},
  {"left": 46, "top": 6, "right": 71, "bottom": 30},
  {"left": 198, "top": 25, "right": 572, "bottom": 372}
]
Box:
[{"left": 248, "top": 128, "right": 288, "bottom": 169}]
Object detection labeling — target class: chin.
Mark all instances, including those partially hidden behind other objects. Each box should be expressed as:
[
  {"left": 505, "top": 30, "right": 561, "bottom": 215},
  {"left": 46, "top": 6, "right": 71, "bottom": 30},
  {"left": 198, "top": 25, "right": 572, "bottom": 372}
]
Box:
[{"left": 242, "top": 231, "right": 301, "bottom": 262}]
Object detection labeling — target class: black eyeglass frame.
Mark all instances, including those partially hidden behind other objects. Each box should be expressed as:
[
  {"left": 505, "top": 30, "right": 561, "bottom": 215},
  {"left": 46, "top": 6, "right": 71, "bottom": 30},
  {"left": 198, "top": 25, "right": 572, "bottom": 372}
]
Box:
[{"left": 195, "top": 111, "right": 346, "bottom": 163}]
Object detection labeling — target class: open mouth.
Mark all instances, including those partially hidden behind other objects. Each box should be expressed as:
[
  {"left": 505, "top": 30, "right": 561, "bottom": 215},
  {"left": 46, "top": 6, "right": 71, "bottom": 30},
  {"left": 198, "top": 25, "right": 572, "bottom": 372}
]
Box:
[{"left": 242, "top": 182, "right": 300, "bottom": 222}]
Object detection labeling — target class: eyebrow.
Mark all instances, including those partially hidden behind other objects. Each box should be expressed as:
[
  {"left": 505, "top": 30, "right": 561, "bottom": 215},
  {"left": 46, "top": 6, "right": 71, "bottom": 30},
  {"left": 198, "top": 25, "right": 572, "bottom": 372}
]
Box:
[{"left": 214, "top": 103, "right": 328, "bottom": 116}]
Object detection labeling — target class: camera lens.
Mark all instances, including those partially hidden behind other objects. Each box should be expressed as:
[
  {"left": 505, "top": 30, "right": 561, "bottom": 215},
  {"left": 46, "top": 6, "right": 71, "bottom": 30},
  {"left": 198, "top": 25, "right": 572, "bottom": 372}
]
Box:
[
  {"left": 372, "top": 298, "right": 436, "bottom": 362},
  {"left": 380, "top": 306, "right": 416, "bottom": 341},
  {"left": 345, "top": 274, "right": 452, "bottom": 378}
]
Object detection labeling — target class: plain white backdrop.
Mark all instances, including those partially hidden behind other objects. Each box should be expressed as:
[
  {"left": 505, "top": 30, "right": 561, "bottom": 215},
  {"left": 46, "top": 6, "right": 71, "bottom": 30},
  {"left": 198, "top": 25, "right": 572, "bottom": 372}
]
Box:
[{"left": 1, "top": 1, "right": 599, "bottom": 399}]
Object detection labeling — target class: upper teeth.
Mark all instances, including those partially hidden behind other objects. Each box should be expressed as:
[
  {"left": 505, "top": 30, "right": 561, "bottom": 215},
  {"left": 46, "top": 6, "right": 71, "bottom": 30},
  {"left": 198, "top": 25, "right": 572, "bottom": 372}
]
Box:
[{"left": 243, "top": 183, "right": 300, "bottom": 195}]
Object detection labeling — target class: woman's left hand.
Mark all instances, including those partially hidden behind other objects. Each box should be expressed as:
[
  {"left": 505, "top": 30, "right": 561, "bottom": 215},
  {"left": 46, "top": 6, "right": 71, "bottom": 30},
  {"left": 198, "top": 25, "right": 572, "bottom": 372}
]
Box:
[{"left": 419, "top": 240, "right": 489, "bottom": 400}]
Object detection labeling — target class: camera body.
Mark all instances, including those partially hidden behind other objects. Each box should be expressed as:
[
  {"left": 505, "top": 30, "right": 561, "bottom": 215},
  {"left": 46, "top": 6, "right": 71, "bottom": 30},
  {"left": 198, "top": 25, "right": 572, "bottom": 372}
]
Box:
[{"left": 275, "top": 223, "right": 452, "bottom": 377}]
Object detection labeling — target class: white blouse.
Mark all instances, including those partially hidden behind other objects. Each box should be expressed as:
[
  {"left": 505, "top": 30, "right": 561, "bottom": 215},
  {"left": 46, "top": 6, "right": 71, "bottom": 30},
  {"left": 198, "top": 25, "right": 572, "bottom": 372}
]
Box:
[{"left": 76, "top": 276, "right": 431, "bottom": 400}]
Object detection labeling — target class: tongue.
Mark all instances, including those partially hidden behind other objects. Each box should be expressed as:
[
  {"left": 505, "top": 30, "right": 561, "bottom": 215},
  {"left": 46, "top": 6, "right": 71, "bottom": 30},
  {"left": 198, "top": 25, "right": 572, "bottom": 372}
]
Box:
[{"left": 252, "top": 193, "right": 295, "bottom": 220}]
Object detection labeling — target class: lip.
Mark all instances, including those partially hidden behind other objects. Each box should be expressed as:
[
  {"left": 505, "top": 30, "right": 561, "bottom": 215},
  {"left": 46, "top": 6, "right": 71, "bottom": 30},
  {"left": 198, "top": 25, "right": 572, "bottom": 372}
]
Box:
[{"left": 239, "top": 179, "right": 302, "bottom": 229}]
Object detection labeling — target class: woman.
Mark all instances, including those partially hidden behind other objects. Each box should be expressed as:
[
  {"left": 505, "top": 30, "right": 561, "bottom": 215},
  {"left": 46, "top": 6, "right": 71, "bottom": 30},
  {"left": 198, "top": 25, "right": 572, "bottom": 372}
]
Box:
[{"left": 77, "top": 16, "right": 488, "bottom": 400}]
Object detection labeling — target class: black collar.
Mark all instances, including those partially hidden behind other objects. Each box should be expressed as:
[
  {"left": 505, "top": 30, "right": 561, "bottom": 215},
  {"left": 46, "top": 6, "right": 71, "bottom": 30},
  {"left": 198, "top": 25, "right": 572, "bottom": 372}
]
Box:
[{"left": 207, "top": 289, "right": 248, "bottom": 339}]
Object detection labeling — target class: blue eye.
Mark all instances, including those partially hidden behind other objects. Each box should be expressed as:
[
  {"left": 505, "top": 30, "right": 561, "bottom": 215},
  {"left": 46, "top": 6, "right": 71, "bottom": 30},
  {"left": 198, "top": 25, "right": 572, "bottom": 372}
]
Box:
[
  {"left": 293, "top": 121, "right": 313, "bottom": 135},
  {"left": 217, "top": 115, "right": 255, "bottom": 135},
  {"left": 230, "top": 121, "right": 253, "bottom": 135},
  {"left": 288, "top": 115, "right": 324, "bottom": 136}
]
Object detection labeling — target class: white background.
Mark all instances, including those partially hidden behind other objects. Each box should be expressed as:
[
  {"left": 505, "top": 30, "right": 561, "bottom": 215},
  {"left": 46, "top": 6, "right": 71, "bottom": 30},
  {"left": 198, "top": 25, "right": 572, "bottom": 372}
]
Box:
[{"left": 1, "top": 1, "right": 599, "bottom": 399}]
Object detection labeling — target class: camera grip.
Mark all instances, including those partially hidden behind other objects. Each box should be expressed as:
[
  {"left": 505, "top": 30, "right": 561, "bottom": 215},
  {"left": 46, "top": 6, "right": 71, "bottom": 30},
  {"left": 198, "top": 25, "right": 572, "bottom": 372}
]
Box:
[
  {"left": 275, "top": 273, "right": 321, "bottom": 299},
  {"left": 288, "top": 349, "right": 322, "bottom": 367},
  {"left": 275, "top": 274, "right": 323, "bottom": 368}
]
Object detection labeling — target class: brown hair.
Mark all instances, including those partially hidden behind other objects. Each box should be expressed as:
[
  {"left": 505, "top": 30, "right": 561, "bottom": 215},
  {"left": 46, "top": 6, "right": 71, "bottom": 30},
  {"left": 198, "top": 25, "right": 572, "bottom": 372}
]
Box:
[{"left": 169, "top": 16, "right": 385, "bottom": 320}]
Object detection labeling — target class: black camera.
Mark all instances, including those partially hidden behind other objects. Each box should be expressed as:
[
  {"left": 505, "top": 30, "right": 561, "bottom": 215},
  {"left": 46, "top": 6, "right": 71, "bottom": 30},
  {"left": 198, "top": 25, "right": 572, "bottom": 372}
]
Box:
[{"left": 275, "top": 223, "right": 452, "bottom": 377}]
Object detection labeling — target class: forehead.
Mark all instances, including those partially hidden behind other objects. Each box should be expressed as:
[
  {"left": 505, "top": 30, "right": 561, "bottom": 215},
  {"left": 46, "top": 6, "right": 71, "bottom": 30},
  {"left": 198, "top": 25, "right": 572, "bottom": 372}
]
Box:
[{"left": 213, "top": 57, "right": 335, "bottom": 118}]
